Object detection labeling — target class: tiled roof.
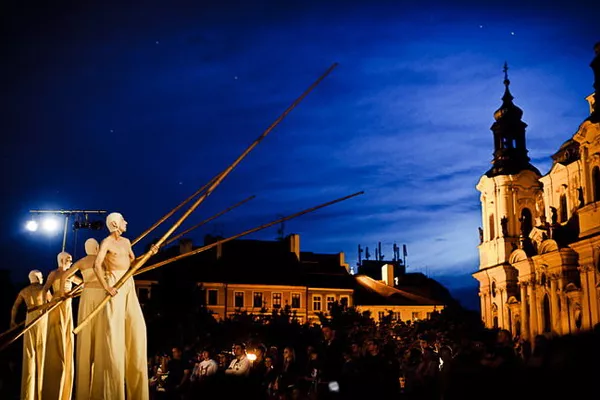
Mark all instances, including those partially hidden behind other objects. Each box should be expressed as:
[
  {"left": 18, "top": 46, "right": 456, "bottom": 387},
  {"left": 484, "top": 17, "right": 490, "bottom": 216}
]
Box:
[{"left": 353, "top": 275, "right": 441, "bottom": 306}]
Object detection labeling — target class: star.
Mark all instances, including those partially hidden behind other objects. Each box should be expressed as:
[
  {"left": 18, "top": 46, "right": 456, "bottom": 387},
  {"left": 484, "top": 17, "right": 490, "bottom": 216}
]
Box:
[
  {"left": 479, "top": 25, "right": 483, "bottom": 28},
  {"left": 156, "top": 40, "right": 160, "bottom": 44},
  {"left": 234, "top": 76, "right": 238, "bottom": 80},
  {"left": 178, "top": 182, "right": 183, "bottom": 185},
  {"left": 510, "top": 32, "right": 515, "bottom": 35},
  {"left": 110, "top": 129, "right": 114, "bottom": 133}
]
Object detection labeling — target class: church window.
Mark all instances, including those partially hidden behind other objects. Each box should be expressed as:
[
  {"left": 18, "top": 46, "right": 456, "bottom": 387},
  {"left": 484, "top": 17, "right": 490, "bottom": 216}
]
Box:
[
  {"left": 491, "top": 281, "right": 497, "bottom": 298},
  {"left": 593, "top": 166, "right": 600, "bottom": 202},
  {"left": 543, "top": 294, "right": 551, "bottom": 333},
  {"left": 488, "top": 214, "right": 495, "bottom": 240},
  {"left": 559, "top": 194, "right": 568, "bottom": 222}
]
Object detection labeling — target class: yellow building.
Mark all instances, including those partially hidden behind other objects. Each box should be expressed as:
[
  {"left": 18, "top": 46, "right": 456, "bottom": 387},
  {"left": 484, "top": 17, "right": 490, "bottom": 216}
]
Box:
[
  {"left": 473, "top": 49, "right": 600, "bottom": 339},
  {"left": 136, "top": 234, "right": 356, "bottom": 324}
]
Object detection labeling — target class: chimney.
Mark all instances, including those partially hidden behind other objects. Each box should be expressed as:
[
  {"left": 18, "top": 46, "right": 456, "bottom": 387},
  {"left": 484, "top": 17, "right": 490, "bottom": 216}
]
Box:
[
  {"left": 204, "top": 234, "right": 223, "bottom": 259},
  {"left": 381, "top": 263, "right": 394, "bottom": 286},
  {"left": 339, "top": 252, "right": 350, "bottom": 273},
  {"left": 179, "top": 238, "right": 193, "bottom": 255},
  {"left": 287, "top": 234, "right": 300, "bottom": 260}
]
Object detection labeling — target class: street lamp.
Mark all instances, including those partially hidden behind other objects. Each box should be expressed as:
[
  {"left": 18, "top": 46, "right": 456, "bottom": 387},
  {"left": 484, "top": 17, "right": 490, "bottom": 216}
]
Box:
[{"left": 27, "top": 209, "right": 107, "bottom": 252}]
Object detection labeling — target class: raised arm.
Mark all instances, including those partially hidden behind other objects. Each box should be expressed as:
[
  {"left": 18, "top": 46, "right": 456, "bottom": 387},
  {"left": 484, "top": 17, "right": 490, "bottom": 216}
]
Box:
[
  {"left": 10, "top": 291, "right": 24, "bottom": 328},
  {"left": 66, "top": 259, "right": 84, "bottom": 285},
  {"left": 94, "top": 239, "right": 118, "bottom": 297}
]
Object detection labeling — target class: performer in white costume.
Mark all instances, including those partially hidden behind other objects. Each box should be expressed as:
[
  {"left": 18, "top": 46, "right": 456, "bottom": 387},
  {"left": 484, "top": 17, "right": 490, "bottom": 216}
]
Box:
[
  {"left": 94, "top": 212, "right": 157, "bottom": 400},
  {"left": 67, "top": 238, "right": 110, "bottom": 400},
  {"left": 42, "top": 251, "right": 81, "bottom": 400},
  {"left": 10, "top": 270, "right": 51, "bottom": 400}
]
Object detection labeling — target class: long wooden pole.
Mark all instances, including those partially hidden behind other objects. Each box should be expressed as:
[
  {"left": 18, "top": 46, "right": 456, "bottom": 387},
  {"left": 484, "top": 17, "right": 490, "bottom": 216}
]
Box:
[
  {"left": 0, "top": 284, "right": 84, "bottom": 351},
  {"left": 164, "top": 195, "right": 255, "bottom": 246},
  {"left": 130, "top": 173, "right": 219, "bottom": 246},
  {"left": 0, "top": 322, "right": 23, "bottom": 340},
  {"left": 74, "top": 63, "right": 338, "bottom": 335},
  {"left": 134, "top": 191, "right": 364, "bottom": 277}
]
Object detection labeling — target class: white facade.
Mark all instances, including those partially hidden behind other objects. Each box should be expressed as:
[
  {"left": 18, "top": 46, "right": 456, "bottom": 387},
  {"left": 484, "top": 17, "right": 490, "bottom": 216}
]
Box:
[{"left": 474, "top": 67, "right": 600, "bottom": 339}]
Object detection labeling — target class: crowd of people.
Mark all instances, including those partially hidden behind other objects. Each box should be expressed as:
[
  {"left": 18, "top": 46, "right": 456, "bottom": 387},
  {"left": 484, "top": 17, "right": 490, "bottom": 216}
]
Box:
[{"left": 144, "top": 306, "right": 600, "bottom": 400}]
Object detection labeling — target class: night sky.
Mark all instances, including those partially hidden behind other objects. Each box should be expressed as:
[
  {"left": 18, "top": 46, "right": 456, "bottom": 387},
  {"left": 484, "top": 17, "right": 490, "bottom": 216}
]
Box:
[{"left": 1, "top": 0, "right": 598, "bottom": 302}]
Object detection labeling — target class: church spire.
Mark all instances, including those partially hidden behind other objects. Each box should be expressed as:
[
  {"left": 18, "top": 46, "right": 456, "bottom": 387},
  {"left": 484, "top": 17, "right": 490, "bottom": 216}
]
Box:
[
  {"left": 502, "top": 62, "right": 513, "bottom": 103},
  {"left": 485, "top": 63, "right": 540, "bottom": 178}
]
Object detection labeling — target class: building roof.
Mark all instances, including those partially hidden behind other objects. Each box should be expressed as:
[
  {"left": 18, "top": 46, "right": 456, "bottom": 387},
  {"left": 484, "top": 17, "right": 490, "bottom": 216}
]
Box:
[
  {"left": 138, "top": 236, "right": 355, "bottom": 289},
  {"left": 353, "top": 275, "right": 441, "bottom": 306}
]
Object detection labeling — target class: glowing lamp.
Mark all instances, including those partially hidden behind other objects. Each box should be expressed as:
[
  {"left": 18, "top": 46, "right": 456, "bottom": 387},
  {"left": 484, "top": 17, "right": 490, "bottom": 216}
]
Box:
[
  {"left": 25, "top": 220, "right": 38, "bottom": 232},
  {"left": 247, "top": 353, "right": 257, "bottom": 362},
  {"left": 42, "top": 217, "right": 60, "bottom": 232}
]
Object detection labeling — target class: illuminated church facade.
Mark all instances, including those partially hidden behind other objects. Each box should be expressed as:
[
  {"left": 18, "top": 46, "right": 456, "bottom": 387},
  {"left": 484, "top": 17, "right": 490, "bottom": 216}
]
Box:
[{"left": 473, "top": 44, "right": 600, "bottom": 340}]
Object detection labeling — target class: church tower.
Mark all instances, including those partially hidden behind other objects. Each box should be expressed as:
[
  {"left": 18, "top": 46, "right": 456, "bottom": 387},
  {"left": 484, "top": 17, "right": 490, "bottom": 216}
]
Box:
[{"left": 473, "top": 64, "right": 543, "bottom": 329}]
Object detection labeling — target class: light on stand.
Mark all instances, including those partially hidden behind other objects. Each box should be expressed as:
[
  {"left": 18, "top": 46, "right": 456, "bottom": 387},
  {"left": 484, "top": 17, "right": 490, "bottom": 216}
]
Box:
[
  {"left": 42, "top": 217, "right": 60, "bottom": 233},
  {"left": 25, "top": 220, "right": 38, "bottom": 232}
]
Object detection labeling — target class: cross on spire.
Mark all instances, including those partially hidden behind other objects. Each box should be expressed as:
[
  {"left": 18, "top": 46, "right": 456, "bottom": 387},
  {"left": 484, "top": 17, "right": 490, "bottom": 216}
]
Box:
[{"left": 503, "top": 61, "right": 510, "bottom": 87}]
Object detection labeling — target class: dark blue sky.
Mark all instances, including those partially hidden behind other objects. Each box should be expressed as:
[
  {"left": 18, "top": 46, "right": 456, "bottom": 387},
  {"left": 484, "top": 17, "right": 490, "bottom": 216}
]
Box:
[{"left": 1, "top": 0, "right": 598, "bottom": 294}]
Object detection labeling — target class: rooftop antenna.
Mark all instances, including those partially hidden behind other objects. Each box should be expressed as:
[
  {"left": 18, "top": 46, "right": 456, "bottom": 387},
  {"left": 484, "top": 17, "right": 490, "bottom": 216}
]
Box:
[
  {"left": 403, "top": 244, "right": 408, "bottom": 268},
  {"left": 357, "top": 244, "right": 363, "bottom": 266},
  {"left": 378, "top": 241, "right": 384, "bottom": 261},
  {"left": 393, "top": 243, "right": 399, "bottom": 262},
  {"left": 365, "top": 246, "right": 371, "bottom": 260},
  {"left": 375, "top": 245, "right": 379, "bottom": 261},
  {"left": 276, "top": 214, "right": 285, "bottom": 240}
]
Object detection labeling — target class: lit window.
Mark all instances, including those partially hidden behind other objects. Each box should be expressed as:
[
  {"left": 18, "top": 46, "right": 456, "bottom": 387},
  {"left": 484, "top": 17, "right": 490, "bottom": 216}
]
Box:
[
  {"left": 234, "top": 292, "right": 244, "bottom": 308},
  {"left": 291, "top": 293, "right": 301, "bottom": 309},
  {"left": 326, "top": 296, "right": 335, "bottom": 311},
  {"left": 378, "top": 311, "right": 385, "bottom": 320},
  {"left": 412, "top": 312, "right": 420, "bottom": 320},
  {"left": 272, "top": 293, "right": 282, "bottom": 309},
  {"left": 253, "top": 292, "right": 263, "bottom": 308},
  {"left": 313, "top": 295, "right": 322, "bottom": 311},
  {"left": 207, "top": 289, "right": 218, "bottom": 306},
  {"left": 426, "top": 312, "right": 432, "bottom": 319}
]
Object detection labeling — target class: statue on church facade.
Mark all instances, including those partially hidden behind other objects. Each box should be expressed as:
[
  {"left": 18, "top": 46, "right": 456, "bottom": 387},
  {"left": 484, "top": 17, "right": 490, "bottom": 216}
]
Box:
[
  {"left": 550, "top": 207, "right": 558, "bottom": 226},
  {"left": 500, "top": 216, "right": 509, "bottom": 237},
  {"left": 478, "top": 227, "right": 484, "bottom": 244}
]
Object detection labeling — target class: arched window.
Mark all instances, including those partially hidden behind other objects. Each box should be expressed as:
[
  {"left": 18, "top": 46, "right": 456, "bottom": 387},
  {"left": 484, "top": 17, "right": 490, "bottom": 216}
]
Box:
[
  {"left": 491, "top": 281, "right": 497, "bottom": 298},
  {"left": 493, "top": 316, "right": 499, "bottom": 329},
  {"left": 543, "top": 294, "right": 551, "bottom": 333},
  {"left": 559, "top": 194, "right": 568, "bottom": 222},
  {"left": 593, "top": 166, "right": 600, "bottom": 202},
  {"left": 489, "top": 214, "right": 495, "bottom": 240}
]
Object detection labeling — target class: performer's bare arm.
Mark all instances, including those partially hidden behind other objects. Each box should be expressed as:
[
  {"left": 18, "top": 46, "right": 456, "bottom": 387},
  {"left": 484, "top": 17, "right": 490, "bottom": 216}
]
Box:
[
  {"left": 64, "top": 263, "right": 84, "bottom": 285},
  {"left": 94, "top": 239, "right": 118, "bottom": 297},
  {"left": 10, "top": 291, "right": 24, "bottom": 328},
  {"left": 128, "top": 241, "right": 137, "bottom": 264},
  {"left": 41, "top": 271, "right": 56, "bottom": 295}
]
